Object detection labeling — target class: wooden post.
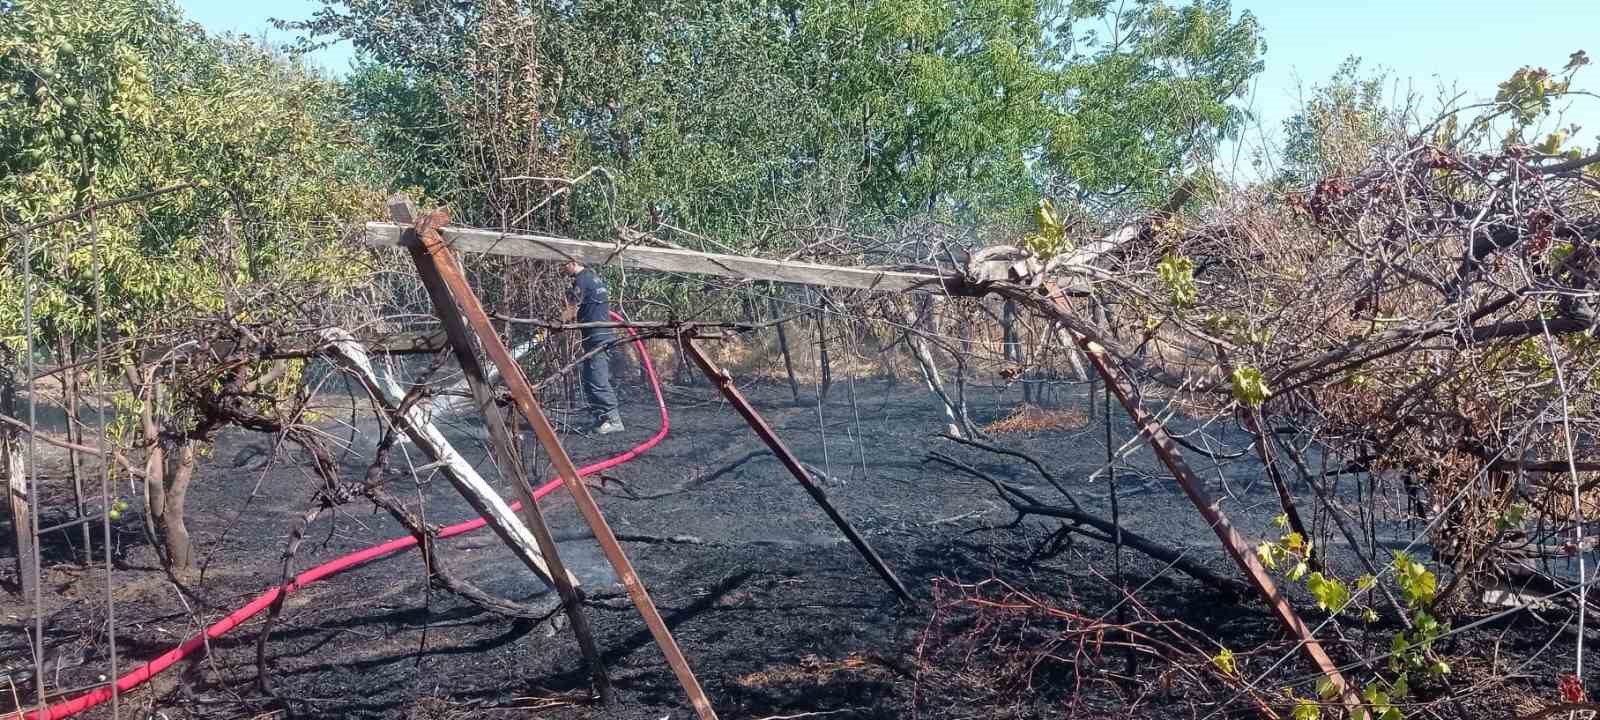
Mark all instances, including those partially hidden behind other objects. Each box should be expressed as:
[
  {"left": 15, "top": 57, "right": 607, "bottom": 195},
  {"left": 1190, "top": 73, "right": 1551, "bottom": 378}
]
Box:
[
  {"left": 2, "top": 359, "right": 35, "bottom": 597},
  {"left": 679, "top": 334, "right": 916, "bottom": 604},
  {"left": 397, "top": 201, "right": 719, "bottom": 720},
  {"left": 814, "top": 288, "right": 832, "bottom": 403},
  {"left": 388, "top": 195, "right": 612, "bottom": 704}
]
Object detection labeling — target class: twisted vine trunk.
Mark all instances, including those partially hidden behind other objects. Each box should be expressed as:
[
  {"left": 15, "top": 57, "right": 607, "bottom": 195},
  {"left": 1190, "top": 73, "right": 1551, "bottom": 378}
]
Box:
[
  {"left": 163, "top": 441, "right": 196, "bottom": 572},
  {"left": 126, "top": 363, "right": 200, "bottom": 574},
  {"left": 770, "top": 292, "right": 801, "bottom": 404},
  {"left": 128, "top": 365, "right": 169, "bottom": 567}
]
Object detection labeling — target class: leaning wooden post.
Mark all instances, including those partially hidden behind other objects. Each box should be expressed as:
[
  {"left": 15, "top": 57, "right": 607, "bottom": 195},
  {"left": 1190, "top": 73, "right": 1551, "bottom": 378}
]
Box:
[
  {"left": 387, "top": 198, "right": 613, "bottom": 705},
  {"left": 399, "top": 202, "right": 719, "bottom": 720},
  {"left": 679, "top": 332, "right": 916, "bottom": 604},
  {"left": 1036, "top": 282, "right": 1361, "bottom": 712}
]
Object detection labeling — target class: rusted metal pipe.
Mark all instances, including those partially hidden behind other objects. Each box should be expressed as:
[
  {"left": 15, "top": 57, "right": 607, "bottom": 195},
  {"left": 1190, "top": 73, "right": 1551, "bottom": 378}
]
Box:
[
  {"left": 1038, "top": 283, "right": 1362, "bottom": 712},
  {"left": 679, "top": 333, "right": 916, "bottom": 604}
]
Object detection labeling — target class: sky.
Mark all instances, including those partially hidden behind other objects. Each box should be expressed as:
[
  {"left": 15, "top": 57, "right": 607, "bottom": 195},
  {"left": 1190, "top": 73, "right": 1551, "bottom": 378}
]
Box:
[
  {"left": 1221, "top": 0, "right": 1598, "bottom": 180},
  {"left": 181, "top": 0, "right": 1597, "bottom": 181}
]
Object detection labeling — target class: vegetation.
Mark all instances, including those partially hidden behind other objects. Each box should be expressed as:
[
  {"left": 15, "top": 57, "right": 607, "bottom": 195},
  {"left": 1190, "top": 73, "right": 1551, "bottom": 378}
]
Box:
[
  {"left": 1, "top": 0, "right": 1597, "bottom": 718},
  {"left": 2, "top": 0, "right": 381, "bottom": 571}
]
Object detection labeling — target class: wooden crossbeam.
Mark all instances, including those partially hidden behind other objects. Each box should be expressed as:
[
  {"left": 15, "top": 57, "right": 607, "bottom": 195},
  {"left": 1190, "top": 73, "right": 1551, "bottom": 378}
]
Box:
[
  {"left": 366, "top": 222, "right": 951, "bottom": 293},
  {"left": 368, "top": 179, "right": 1193, "bottom": 294}
]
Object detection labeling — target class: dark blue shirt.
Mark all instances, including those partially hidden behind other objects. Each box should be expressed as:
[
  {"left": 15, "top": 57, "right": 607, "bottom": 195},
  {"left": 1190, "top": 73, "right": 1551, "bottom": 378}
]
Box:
[{"left": 567, "top": 268, "right": 612, "bottom": 339}]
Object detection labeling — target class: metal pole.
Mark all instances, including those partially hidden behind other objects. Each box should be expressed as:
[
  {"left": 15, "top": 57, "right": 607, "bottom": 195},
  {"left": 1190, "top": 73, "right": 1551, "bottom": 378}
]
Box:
[{"left": 679, "top": 334, "right": 916, "bottom": 604}]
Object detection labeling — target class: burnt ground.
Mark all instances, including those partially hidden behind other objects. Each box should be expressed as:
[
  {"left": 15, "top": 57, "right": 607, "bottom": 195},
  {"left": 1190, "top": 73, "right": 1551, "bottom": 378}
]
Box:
[{"left": 1, "top": 372, "right": 1587, "bottom": 719}]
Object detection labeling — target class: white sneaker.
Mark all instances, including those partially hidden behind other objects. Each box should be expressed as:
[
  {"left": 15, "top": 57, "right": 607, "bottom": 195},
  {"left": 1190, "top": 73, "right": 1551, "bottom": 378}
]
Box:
[{"left": 596, "top": 419, "right": 625, "bottom": 435}]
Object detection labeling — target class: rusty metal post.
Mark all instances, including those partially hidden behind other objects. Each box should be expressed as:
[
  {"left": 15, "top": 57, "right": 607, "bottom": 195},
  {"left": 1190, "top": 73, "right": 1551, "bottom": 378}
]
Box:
[
  {"left": 1039, "top": 283, "right": 1361, "bottom": 711},
  {"left": 400, "top": 202, "right": 720, "bottom": 720},
  {"left": 679, "top": 334, "right": 916, "bottom": 604}
]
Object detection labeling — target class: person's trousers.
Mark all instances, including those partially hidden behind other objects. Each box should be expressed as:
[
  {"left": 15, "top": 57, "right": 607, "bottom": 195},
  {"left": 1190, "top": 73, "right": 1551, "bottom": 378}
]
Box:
[{"left": 580, "top": 334, "right": 620, "bottom": 422}]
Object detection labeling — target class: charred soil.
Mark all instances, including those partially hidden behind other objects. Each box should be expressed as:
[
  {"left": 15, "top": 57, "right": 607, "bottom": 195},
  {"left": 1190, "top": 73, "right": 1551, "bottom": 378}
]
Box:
[{"left": 1, "top": 376, "right": 1582, "bottom": 719}]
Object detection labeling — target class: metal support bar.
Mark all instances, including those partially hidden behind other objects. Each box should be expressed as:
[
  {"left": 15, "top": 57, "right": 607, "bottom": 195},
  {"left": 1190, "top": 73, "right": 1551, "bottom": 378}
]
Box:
[
  {"left": 399, "top": 201, "right": 719, "bottom": 720},
  {"left": 38, "top": 510, "right": 109, "bottom": 536},
  {"left": 1038, "top": 284, "right": 1361, "bottom": 711},
  {"left": 389, "top": 199, "right": 612, "bottom": 704},
  {"left": 678, "top": 334, "right": 916, "bottom": 604}
]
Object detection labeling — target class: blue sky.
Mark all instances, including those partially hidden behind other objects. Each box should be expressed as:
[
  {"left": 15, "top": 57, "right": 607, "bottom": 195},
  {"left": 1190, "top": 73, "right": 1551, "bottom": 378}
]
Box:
[{"left": 181, "top": 0, "right": 1596, "bottom": 180}]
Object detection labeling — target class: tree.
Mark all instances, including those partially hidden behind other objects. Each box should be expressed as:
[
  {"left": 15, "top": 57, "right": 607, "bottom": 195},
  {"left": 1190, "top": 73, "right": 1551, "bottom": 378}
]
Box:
[
  {"left": 290, "top": 0, "right": 1265, "bottom": 237},
  {"left": 1040, "top": 0, "right": 1265, "bottom": 206},
  {"left": 1277, "top": 56, "right": 1398, "bottom": 184},
  {"left": 0, "top": 0, "right": 381, "bottom": 573}
]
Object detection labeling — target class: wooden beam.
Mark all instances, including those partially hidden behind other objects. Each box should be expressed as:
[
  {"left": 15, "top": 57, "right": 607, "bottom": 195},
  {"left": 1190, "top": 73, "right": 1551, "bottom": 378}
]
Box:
[
  {"left": 1032, "top": 282, "right": 1363, "bottom": 713},
  {"left": 403, "top": 203, "right": 721, "bottom": 720},
  {"left": 368, "top": 178, "right": 1194, "bottom": 296},
  {"left": 387, "top": 197, "right": 612, "bottom": 705},
  {"left": 367, "top": 222, "right": 949, "bottom": 293}
]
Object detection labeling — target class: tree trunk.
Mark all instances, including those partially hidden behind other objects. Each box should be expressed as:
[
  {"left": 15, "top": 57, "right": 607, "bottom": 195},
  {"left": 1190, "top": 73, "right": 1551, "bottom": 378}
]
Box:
[
  {"left": 2, "top": 356, "right": 35, "bottom": 597},
  {"left": 128, "top": 365, "right": 169, "bottom": 566},
  {"left": 59, "top": 336, "right": 91, "bottom": 561},
  {"left": 163, "top": 441, "right": 197, "bottom": 573},
  {"left": 881, "top": 332, "right": 900, "bottom": 387}
]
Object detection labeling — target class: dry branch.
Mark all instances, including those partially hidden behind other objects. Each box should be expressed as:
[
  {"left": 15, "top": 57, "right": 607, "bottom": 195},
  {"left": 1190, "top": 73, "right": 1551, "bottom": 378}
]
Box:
[{"left": 926, "top": 450, "right": 1247, "bottom": 598}]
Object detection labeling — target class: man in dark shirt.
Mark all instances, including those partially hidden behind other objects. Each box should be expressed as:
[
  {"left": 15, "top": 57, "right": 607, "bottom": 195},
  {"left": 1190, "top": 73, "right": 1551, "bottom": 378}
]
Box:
[{"left": 561, "top": 259, "right": 623, "bottom": 434}]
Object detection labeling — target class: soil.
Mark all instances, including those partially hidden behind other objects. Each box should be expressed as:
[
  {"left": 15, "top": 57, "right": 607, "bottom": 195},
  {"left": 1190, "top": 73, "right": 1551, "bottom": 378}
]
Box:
[{"left": 0, "top": 371, "right": 1584, "bottom": 719}]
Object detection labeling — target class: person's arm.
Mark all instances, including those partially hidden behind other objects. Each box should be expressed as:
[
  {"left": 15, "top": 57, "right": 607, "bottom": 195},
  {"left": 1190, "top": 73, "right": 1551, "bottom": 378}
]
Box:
[{"left": 561, "top": 280, "right": 578, "bottom": 322}]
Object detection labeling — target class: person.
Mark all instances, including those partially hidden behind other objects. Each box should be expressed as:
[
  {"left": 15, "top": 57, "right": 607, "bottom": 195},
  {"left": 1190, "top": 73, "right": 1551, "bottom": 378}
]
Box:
[{"left": 561, "top": 258, "right": 624, "bottom": 434}]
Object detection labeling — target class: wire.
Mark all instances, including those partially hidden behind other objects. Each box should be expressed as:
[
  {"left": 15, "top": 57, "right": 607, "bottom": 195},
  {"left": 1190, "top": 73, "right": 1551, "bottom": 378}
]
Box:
[
  {"left": 88, "top": 189, "right": 120, "bottom": 718},
  {"left": 22, "top": 216, "right": 48, "bottom": 714}
]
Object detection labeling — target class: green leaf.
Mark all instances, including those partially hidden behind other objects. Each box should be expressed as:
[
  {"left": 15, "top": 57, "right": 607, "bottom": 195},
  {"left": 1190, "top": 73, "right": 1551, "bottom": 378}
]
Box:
[
  {"left": 1291, "top": 698, "right": 1321, "bottom": 720},
  {"left": 1158, "top": 253, "right": 1198, "bottom": 308},
  {"left": 1211, "top": 646, "right": 1236, "bottom": 675},
  {"left": 1306, "top": 572, "right": 1351, "bottom": 613},
  {"left": 1257, "top": 542, "right": 1278, "bottom": 569},
  {"left": 1230, "top": 366, "right": 1272, "bottom": 408}
]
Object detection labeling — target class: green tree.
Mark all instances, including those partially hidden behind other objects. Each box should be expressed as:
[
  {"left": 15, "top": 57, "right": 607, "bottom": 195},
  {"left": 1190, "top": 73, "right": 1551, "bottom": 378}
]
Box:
[
  {"left": 1, "top": 0, "right": 381, "bottom": 572},
  {"left": 1041, "top": 0, "right": 1265, "bottom": 204},
  {"left": 1278, "top": 56, "right": 1397, "bottom": 184},
  {"left": 291, "top": 0, "right": 1264, "bottom": 236}
]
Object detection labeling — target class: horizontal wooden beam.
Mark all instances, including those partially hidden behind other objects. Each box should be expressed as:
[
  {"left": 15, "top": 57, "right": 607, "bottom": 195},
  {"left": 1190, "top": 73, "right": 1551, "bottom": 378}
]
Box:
[{"left": 366, "top": 222, "right": 951, "bottom": 293}]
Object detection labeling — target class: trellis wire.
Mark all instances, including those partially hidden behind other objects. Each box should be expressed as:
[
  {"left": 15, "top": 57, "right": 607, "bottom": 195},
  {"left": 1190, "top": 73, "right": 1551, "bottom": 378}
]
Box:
[
  {"left": 89, "top": 194, "right": 122, "bottom": 717},
  {"left": 22, "top": 223, "right": 46, "bottom": 710}
]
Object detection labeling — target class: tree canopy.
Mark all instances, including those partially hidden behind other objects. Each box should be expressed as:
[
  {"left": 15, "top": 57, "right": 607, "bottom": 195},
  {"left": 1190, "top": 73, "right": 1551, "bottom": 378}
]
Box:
[
  {"left": 287, "top": 0, "right": 1264, "bottom": 240},
  {"left": 1, "top": 0, "right": 379, "bottom": 352}
]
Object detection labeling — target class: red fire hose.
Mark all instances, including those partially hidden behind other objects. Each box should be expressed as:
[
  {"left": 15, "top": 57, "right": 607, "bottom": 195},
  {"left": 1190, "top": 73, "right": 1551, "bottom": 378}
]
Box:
[{"left": 26, "top": 312, "right": 668, "bottom": 719}]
